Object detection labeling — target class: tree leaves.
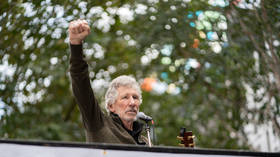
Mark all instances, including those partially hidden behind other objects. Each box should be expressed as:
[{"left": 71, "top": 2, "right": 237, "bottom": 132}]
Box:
[{"left": 0, "top": 0, "right": 279, "bottom": 151}]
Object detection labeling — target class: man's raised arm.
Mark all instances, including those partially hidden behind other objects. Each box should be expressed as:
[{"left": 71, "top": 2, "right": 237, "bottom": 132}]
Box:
[{"left": 68, "top": 20, "right": 104, "bottom": 131}]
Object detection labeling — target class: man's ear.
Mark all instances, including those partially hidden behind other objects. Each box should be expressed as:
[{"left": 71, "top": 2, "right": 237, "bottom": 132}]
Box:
[{"left": 108, "top": 104, "right": 115, "bottom": 112}]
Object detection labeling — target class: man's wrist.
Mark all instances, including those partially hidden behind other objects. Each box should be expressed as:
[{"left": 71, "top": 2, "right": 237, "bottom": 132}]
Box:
[{"left": 70, "top": 39, "right": 83, "bottom": 45}]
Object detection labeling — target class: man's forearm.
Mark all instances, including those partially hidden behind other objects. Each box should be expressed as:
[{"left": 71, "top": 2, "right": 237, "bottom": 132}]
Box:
[{"left": 69, "top": 44, "right": 104, "bottom": 131}]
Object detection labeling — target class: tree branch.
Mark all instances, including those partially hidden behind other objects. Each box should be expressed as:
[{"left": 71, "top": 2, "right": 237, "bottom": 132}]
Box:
[{"left": 260, "top": 0, "right": 280, "bottom": 93}]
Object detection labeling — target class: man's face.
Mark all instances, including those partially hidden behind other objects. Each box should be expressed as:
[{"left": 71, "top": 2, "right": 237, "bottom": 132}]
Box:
[{"left": 109, "top": 86, "right": 140, "bottom": 122}]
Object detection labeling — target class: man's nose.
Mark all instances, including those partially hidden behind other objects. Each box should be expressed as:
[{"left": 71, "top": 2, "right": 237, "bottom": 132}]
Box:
[{"left": 128, "top": 96, "right": 135, "bottom": 105}]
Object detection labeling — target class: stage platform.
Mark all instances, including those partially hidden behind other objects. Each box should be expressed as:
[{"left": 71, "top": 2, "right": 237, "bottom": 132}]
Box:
[{"left": 0, "top": 139, "right": 279, "bottom": 157}]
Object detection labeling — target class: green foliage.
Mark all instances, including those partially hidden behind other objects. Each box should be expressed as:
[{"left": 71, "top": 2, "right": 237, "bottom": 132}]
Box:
[{"left": 1, "top": 0, "right": 279, "bottom": 151}]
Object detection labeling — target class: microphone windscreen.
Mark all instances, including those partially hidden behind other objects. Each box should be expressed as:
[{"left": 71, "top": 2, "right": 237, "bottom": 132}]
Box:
[{"left": 137, "top": 112, "right": 152, "bottom": 121}]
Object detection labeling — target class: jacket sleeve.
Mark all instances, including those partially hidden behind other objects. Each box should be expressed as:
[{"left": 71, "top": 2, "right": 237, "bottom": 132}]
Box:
[{"left": 69, "top": 44, "right": 104, "bottom": 131}]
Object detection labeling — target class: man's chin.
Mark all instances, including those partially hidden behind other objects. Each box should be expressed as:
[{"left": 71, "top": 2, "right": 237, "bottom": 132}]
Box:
[
  {"left": 126, "top": 111, "right": 137, "bottom": 115},
  {"left": 123, "top": 115, "right": 137, "bottom": 122}
]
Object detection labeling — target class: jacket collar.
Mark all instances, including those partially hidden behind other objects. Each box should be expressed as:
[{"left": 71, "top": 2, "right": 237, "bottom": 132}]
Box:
[
  {"left": 110, "top": 112, "right": 146, "bottom": 145},
  {"left": 110, "top": 112, "right": 143, "bottom": 134}
]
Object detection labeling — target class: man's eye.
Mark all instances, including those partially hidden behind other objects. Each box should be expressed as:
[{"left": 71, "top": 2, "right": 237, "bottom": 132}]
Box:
[
  {"left": 133, "top": 96, "right": 139, "bottom": 99},
  {"left": 122, "top": 96, "right": 128, "bottom": 99}
]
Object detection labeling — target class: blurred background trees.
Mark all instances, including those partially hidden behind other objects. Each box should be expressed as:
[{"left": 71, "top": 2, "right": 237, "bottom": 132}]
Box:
[{"left": 0, "top": 0, "right": 279, "bottom": 152}]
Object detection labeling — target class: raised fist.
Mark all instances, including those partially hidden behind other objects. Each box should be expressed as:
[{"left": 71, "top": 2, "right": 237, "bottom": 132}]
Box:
[{"left": 68, "top": 19, "right": 90, "bottom": 45}]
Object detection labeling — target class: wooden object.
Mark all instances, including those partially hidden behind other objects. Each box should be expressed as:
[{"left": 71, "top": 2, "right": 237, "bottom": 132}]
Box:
[{"left": 177, "top": 127, "right": 195, "bottom": 148}]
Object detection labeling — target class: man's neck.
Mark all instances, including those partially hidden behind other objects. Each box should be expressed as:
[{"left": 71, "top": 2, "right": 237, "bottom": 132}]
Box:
[{"left": 122, "top": 120, "right": 134, "bottom": 131}]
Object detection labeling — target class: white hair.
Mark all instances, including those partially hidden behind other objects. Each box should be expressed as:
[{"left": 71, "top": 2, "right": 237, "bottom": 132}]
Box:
[{"left": 105, "top": 75, "right": 142, "bottom": 113}]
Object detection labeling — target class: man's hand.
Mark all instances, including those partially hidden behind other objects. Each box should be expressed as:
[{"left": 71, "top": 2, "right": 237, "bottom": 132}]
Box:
[{"left": 68, "top": 19, "right": 90, "bottom": 45}]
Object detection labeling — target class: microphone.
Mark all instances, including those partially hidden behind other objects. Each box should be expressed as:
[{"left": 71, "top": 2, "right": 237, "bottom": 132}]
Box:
[
  {"left": 137, "top": 112, "right": 152, "bottom": 122},
  {"left": 137, "top": 112, "right": 154, "bottom": 147}
]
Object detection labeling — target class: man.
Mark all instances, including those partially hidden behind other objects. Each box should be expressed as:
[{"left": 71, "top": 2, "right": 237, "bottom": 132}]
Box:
[{"left": 68, "top": 19, "right": 147, "bottom": 145}]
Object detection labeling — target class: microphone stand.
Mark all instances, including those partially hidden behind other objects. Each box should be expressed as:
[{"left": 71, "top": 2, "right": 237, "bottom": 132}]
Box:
[{"left": 144, "top": 121, "right": 152, "bottom": 147}]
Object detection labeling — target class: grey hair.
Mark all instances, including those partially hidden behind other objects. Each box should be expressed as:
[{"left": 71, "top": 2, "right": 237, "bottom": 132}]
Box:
[{"left": 105, "top": 75, "right": 142, "bottom": 113}]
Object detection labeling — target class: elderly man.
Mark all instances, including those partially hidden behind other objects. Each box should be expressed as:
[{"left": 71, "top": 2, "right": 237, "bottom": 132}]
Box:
[{"left": 68, "top": 19, "right": 147, "bottom": 145}]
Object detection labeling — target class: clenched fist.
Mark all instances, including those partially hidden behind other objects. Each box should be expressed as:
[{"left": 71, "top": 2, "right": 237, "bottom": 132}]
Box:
[{"left": 68, "top": 19, "right": 90, "bottom": 45}]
